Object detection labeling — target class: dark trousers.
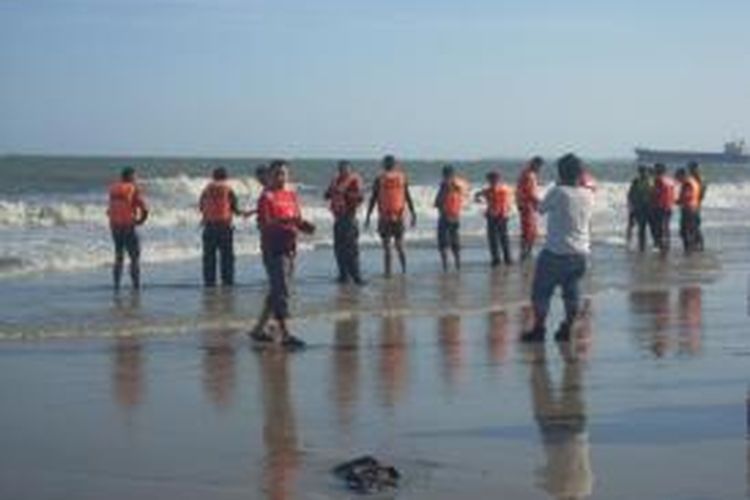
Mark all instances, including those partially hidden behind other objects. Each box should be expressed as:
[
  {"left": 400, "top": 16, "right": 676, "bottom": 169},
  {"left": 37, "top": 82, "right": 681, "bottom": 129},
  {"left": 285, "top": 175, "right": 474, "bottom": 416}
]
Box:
[
  {"left": 679, "top": 208, "right": 699, "bottom": 252},
  {"left": 532, "top": 250, "right": 587, "bottom": 323},
  {"left": 111, "top": 226, "right": 141, "bottom": 288},
  {"left": 486, "top": 215, "right": 512, "bottom": 265},
  {"left": 652, "top": 208, "right": 672, "bottom": 251},
  {"left": 333, "top": 215, "right": 362, "bottom": 282},
  {"left": 264, "top": 252, "right": 293, "bottom": 320},
  {"left": 632, "top": 208, "right": 650, "bottom": 252},
  {"left": 202, "top": 223, "right": 234, "bottom": 286}
]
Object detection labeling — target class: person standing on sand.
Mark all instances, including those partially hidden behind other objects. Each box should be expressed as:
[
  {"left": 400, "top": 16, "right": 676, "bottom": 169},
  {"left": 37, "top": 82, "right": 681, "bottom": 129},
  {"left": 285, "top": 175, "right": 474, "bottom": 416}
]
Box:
[
  {"left": 475, "top": 171, "right": 514, "bottom": 267},
  {"left": 627, "top": 165, "right": 654, "bottom": 252},
  {"left": 652, "top": 163, "right": 676, "bottom": 254},
  {"left": 675, "top": 168, "right": 701, "bottom": 253},
  {"left": 248, "top": 160, "right": 315, "bottom": 349},
  {"left": 521, "top": 154, "right": 594, "bottom": 343},
  {"left": 688, "top": 161, "right": 706, "bottom": 251},
  {"left": 325, "top": 160, "right": 365, "bottom": 285},
  {"left": 365, "top": 155, "right": 417, "bottom": 277},
  {"left": 516, "top": 156, "right": 544, "bottom": 262},
  {"left": 107, "top": 166, "right": 149, "bottom": 291},
  {"left": 198, "top": 167, "right": 248, "bottom": 287},
  {"left": 433, "top": 165, "right": 469, "bottom": 272}
]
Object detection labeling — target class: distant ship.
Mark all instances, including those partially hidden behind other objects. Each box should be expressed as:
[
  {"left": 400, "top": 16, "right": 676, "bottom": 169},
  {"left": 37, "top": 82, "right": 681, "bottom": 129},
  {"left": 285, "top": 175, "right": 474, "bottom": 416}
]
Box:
[{"left": 634, "top": 140, "right": 750, "bottom": 165}]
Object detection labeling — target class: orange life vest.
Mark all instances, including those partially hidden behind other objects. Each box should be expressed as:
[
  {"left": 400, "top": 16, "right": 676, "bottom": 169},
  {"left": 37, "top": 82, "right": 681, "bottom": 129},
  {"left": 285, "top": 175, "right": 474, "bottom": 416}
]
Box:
[
  {"left": 378, "top": 170, "right": 406, "bottom": 221},
  {"left": 264, "top": 187, "right": 300, "bottom": 223},
  {"left": 516, "top": 167, "right": 538, "bottom": 209},
  {"left": 328, "top": 173, "right": 362, "bottom": 217},
  {"left": 679, "top": 177, "right": 700, "bottom": 211},
  {"left": 485, "top": 184, "right": 513, "bottom": 218},
  {"left": 654, "top": 176, "right": 675, "bottom": 210},
  {"left": 200, "top": 181, "right": 233, "bottom": 223},
  {"left": 108, "top": 181, "right": 140, "bottom": 227},
  {"left": 440, "top": 178, "right": 468, "bottom": 220}
]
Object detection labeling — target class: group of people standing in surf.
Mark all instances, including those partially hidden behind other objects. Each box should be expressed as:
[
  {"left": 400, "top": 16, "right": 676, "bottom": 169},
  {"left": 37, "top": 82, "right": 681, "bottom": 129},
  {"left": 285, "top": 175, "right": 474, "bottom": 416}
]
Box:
[
  {"left": 626, "top": 161, "right": 707, "bottom": 255},
  {"left": 104, "top": 153, "right": 706, "bottom": 349}
]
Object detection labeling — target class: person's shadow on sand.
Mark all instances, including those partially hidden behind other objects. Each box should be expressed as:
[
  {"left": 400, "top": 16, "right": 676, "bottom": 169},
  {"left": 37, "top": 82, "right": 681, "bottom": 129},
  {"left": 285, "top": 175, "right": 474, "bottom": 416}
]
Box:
[{"left": 522, "top": 343, "right": 594, "bottom": 499}]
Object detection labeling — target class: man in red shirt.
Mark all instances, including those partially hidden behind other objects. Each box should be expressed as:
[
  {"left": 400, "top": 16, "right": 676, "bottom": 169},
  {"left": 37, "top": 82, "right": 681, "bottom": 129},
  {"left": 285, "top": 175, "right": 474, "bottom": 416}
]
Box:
[
  {"left": 107, "top": 167, "right": 149, "bottom": 290},
  {"left": 249, "top": 160, "right": 315, "bottom": 349},
  {"left": 324, "top": 160, "right": 365, "bottom": 285}
]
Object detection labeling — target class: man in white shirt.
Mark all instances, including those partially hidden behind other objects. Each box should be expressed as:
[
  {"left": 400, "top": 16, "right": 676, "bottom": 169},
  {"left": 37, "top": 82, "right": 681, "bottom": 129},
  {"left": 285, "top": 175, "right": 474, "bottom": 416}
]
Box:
[{"left": 521, "top": 153, "right": 594, "bottom": 343}]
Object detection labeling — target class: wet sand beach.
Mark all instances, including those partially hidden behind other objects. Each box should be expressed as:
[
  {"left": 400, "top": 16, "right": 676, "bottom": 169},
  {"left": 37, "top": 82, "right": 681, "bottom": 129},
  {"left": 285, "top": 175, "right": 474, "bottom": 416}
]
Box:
[{"left": 0, "top": 243, "right": 748, "bottom": 499}]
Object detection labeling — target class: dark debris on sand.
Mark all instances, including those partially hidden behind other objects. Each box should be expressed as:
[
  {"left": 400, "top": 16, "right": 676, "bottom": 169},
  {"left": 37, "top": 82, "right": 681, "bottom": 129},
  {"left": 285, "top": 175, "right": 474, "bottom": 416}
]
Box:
[{"left": 332, "top": 455, "right": 401, "bottom": 494}]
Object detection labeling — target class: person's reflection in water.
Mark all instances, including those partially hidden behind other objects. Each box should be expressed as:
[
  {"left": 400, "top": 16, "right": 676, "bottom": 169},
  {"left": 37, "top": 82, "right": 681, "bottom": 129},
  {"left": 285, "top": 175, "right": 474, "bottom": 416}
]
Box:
[
  {"left": 378, "top": 314, "right": 408, "bottom": 409},
  {"left": 111, "top": 292, "right": 145, "bottom": 414},
  {"left": 438, "top": 313, "right": 463, "bottom": 394},
  {"left": 331, "top": 286, "right": 361, "bottom": 435},
  {"left": 677, "top": 286, "right": 703, "bottom": 355},
  {"left": 628, "top": 290, "right": 672, "bottom": 358},
  {"left": 486, "top": 310, "right": 510, "bottom": 366},
  {"left": 377, "top": 279, "right": 409, "bottom": 409},
  {"left": 201, "top": 289, "right": 237, "bottom": 410},
  {"left": 524, "top": 343, "right": 594, "bottom": 499},
  {"left": 258, "top": 350, "right": 299, "bottom": 500}
]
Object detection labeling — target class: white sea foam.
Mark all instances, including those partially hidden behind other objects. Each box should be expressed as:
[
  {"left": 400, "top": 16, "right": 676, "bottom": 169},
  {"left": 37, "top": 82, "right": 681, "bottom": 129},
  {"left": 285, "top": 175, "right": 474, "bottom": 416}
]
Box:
[{"left": 2, "top": 175, "right": 750, "bottom": 277}]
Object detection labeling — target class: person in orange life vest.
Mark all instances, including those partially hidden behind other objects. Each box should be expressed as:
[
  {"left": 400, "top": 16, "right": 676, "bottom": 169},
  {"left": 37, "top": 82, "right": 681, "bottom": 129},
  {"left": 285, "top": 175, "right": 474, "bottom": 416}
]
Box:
[
  {"left": 249, "top": 160, "right": 315, "bottom": 349},
  {"left": 475, "top": 170, "right": 514, "bottom": 267},
  {"left": 107, "top": 166, "right": 149, "bottom": 291},
  {"left": 516, "top": 156, "right": 544, "bottom": 261},
  {"left": 199, "top": 167, "right": 248, "bottom": 287},
  {"left": 687, "top": 161, "right": 706, "bottom": 251},
  {"left": 364, "top": 155, "right": 417, "bottom": 277},
  {"left": 675, "top": 168, "right": 701, "bottom": 254},
  {"left": 433, "top": 165, "right": 468, "bottom": 271},
  {"left": 651, "top": 163, "right": 676, "bottom": 254},
  {"left": 324, "top": 160, "right": 365, "bottom": 285}
]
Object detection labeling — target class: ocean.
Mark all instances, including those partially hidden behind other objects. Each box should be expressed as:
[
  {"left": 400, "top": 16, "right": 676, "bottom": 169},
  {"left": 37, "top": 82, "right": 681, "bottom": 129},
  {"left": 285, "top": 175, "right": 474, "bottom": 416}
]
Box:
[{"left": 0, "top": 154, "right": 748, "bottom": 339}]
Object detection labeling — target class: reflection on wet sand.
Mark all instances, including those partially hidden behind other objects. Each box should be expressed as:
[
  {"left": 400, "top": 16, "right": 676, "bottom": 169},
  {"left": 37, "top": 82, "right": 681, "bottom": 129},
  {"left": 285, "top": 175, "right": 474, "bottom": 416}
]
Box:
[
  {"left": 524, "top": 343, "right": 594, "bottom": 499},
  {"left": 258, "top": 350, "right": 299, "bottom": 500},
  {"left": 111, "top": 293, "right": 145, "bottom": 413},
  {"left": 677, "top": 286, "right": 702, "bottom": 355},
  {"left": 486, "top": 310, "right": 510, "bottom": 366},
  {"left": 437, "top": 314, "right": 463, "bottom": 393},
  {"left": 377, "top": 279, "right": 410, "bottom": 409},
  {"left": 628, "top": 287, "right": 703, "bottom": 358},
  {"left": 378, "top": 315, "right": 408, "bottom": 409},
  {"left": 331, "top": 288, "right": 361, "bottom": 433},
  {"left": 200, "top": 289, "right": 237, "bottom": 409}
]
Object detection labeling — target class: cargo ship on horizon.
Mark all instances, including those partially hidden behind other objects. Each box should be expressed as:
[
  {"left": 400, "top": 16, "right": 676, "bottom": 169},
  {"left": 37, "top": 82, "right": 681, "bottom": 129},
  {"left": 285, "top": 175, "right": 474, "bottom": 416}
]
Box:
[{"left": 635, "top": 140, "right": 750, "bottom": 165}]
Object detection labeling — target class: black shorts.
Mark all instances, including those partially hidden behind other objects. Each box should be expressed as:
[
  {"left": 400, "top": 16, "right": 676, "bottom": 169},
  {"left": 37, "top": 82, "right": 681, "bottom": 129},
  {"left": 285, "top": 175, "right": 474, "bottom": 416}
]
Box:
[
  {"left": 111, "top": 226, "right": 140, "bottom": 260},
  {"left": 378, "top": 218, "right": 405, "bottom": 240},
  {"left": 437, "top": 217, "right": 460, "bottom": 249}
]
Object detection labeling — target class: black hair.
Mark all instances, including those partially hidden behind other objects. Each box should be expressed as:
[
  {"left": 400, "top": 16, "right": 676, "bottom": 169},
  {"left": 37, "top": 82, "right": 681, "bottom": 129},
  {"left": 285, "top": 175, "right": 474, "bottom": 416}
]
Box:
[
  {"left": 442, "top": 165, "right": 454, "bottom": 177},
  {"left": 654, "top": 163, "right": 667, "bottom": 174},
  {"left": 269, "top": 159, "right": 288, "bottom": 173},
  {"left": 557, "top": 153, "right": 582, "bottom": 186},
  {"left": 530, "top": 156, "right": 544, "bottom": 168},
  {"left": 212, "top": 167, "right": 228, "bottom": 181},
  {"left": 383, "top": 155, "right": 396, "bottom": 170},
  {"left": 120, "top": 167, "right": 135, "bottom": 181}
]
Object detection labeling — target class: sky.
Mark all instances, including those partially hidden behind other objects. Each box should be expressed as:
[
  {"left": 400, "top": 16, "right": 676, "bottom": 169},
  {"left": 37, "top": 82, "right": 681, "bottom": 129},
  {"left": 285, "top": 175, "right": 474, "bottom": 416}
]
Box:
[{"left": 1, "top": 0, "right": 750, "bottom": 158}]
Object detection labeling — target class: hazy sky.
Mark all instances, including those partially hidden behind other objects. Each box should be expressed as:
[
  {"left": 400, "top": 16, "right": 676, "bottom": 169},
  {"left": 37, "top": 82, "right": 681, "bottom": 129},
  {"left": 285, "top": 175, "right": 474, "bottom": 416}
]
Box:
[{"left": 2, "top": 0, "right": 749, "bottom": 158}]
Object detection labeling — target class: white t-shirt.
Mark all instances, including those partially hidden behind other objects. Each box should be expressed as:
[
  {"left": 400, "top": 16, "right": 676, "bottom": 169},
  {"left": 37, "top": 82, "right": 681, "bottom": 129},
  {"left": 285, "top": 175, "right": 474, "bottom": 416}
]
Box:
[{"left": 539, "top": 185, "right": 594, "bottom": 255}]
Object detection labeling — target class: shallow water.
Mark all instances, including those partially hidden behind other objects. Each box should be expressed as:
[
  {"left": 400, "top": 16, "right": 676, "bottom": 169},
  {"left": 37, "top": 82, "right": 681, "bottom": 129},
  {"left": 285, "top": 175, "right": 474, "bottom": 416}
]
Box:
[{"left": 0, "top": 241, "right": 748, "bottom": 499}]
